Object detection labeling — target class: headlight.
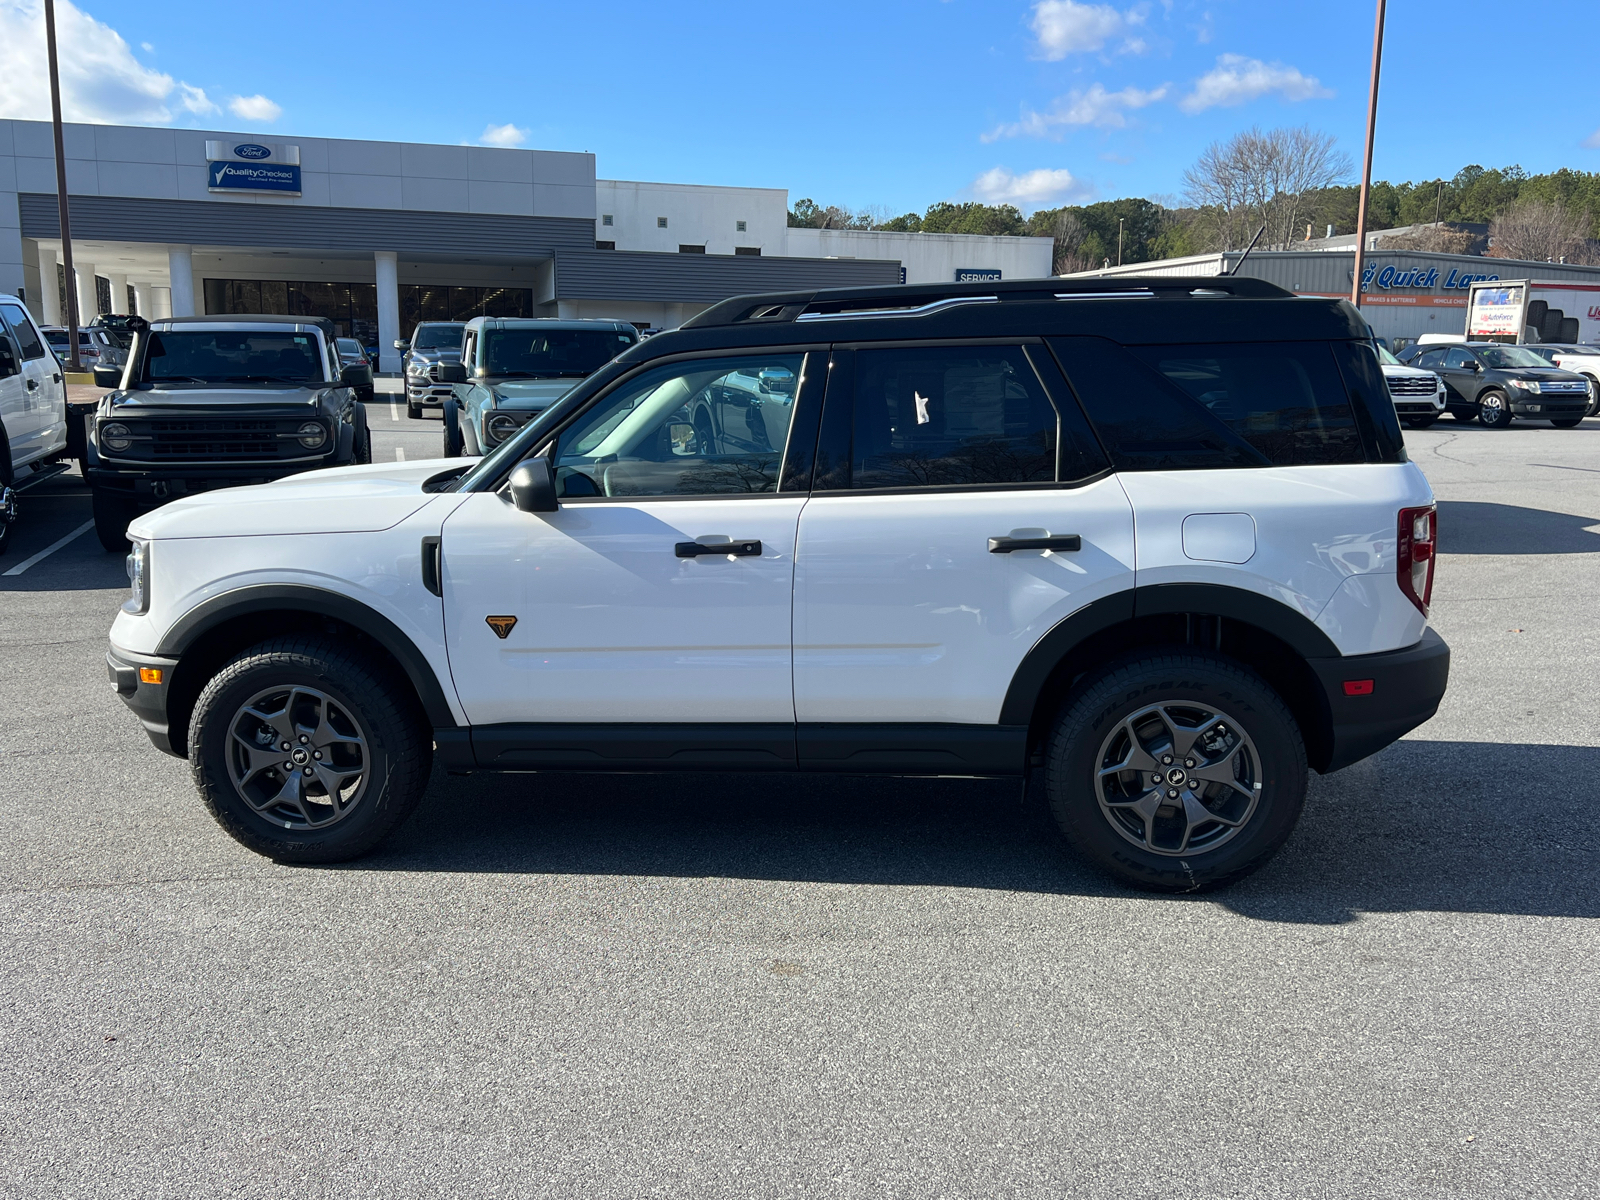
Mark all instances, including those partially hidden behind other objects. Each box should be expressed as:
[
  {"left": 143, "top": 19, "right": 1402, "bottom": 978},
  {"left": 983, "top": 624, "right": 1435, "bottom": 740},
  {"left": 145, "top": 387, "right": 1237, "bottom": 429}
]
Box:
[
  {"left": 101, "top": 421, "right": 133, "bottom": 451},
  {"left": 297, "top": 421, "right": 328, "bottom": 449},
  {"left": 407, "top": 360, "right": 430, "bottom": 375},
  {"left": 124, "top": 538, "right": 150, "bottom": 614},
  {"left": 485, "top": 413, "right": 521, "bottom": 443},
  {"left": 1507, "top": 379, "right": 1539, "bottom": 392}
]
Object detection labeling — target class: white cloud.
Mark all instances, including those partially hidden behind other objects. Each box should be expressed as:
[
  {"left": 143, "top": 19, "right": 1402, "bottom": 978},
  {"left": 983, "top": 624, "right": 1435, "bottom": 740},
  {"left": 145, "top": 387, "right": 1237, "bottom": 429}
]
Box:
[
  {"left": 1029, "top": 0, "right": 1147, "bottom": 58},
  {"left": 228, "top": 93, "right": 281, "bottom": 123},
  {"left": 179, "top": 83, "right": 218, "bottom": 115},
  {"left": 0, "top": 0, "right": 177, "bottom": 123},
  {"left": 983, "top": 83, "right": 1169, "bottom": 141},
  {"left": 971, "top": 166, "right": 1092, "bottom": 210},
  {"left": 140, "top": 40, "right": 153, "bottom": 51},
  {"left": 1180, "top": 53, "right": 1332, "bottom": 113},
  {"left": 479, "top": 122, "right": 529, "bottom": 148},
  {"left": 1583, "top": 128, "right": 1600, "bottom": 150}
]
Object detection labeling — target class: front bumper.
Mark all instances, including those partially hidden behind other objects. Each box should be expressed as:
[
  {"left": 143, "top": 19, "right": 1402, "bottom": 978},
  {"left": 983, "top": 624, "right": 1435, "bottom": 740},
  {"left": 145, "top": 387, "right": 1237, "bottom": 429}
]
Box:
[
  {"left": 1392, "top": 396, "right": 1445, "bottom": 416},
  {"left": 88, "top": 459, "right": 335, "bottom": 503},
  {"left": 108, "top": 645, "right": 182, "bottom": 756},
  {"left": 1309, "top": 628, "right": 1450, "bottom": 772},
  {"left": 1509, "top": 396, "right": 1588, "bottom": 416}
]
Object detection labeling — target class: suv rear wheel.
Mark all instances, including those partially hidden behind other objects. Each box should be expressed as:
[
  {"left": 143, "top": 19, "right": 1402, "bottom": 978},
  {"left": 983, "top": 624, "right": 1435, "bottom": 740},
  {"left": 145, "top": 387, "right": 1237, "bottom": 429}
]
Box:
[
  {"left": 189, "top": 636, "right": 432, "bottom": 862},
  {"left": 1043, "top": 651, "right": 1307, "bottom": 892},
  {"left": 91, "top": 488, "right": 137, "bottom": 552},
  {"left": 1403, "top": 414, "right": 1439, "bottom": 429}
]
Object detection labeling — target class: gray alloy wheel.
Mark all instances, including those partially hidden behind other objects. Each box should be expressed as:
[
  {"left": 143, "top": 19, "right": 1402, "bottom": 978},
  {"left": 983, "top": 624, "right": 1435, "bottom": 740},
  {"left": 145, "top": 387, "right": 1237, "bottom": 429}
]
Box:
[
  {"left": 1093, "top": 701, "right": 1262, "bottom": 857},
  {"left": 1477, "top": 390, "right": 1512, "bottom": 428},
  {"left": 226, "top": 684, "right": 371, "bottom": 830}
]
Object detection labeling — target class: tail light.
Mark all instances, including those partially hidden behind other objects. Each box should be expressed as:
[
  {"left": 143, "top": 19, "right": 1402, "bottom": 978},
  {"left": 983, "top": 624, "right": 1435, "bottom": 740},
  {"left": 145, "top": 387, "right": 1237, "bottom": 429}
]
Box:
[{"left": 1397, "top": 505, "right": 1436, "bottom": 615}]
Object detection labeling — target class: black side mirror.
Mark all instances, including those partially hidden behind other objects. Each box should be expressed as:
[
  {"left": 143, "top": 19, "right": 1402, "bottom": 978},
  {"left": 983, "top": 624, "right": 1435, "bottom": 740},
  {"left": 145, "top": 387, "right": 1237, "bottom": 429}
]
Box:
[
  {"left": 436, "top": 362, "right": 467, "bottom": 384},
  {"left": 508, "top": 459, "right": 559, "bottom": 513},
  {"left": 93, "top": 366, "right": 122, "bottom": 388},
  {"left": 340, "top": 363, "right": 373, "bottom": 389}
]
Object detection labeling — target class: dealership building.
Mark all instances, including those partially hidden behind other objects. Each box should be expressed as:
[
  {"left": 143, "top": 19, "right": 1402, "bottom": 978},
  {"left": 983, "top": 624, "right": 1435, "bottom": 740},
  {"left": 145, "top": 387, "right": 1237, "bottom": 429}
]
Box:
[
  {"left": 1068, "top": 246, "right": 1600, "bottom": 342},
  {"left": 0, "top": 119, "right": 1051, "bottom": 372}
]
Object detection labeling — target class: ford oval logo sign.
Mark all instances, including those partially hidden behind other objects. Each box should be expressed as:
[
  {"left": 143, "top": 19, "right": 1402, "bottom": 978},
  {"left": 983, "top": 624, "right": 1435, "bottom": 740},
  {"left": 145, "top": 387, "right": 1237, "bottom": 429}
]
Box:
[{"left": 233, "top": 143, "right": 272, "bottom": 160}]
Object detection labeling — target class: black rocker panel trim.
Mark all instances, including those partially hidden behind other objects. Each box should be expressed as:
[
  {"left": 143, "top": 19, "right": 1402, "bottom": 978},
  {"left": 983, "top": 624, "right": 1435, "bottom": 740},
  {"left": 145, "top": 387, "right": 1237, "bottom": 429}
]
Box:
[
  {"left": 155, "top": 584, "right": 458, "bottom": 728},
  {"left": 798, "top": 724, "right": 1027, "bottom": 775},
  {"left": 462, "top": 723, "right": 1028, "bottom": 776},
  {"left": 997, "top": 584, "right": 1342, "bottom": 726},
  {"left": 472, "top": 724, "right": 797, "bottom": 770}
]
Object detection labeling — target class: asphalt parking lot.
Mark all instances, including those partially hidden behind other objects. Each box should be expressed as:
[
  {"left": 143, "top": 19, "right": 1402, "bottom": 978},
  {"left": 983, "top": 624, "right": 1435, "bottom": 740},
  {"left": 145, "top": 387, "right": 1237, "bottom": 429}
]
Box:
[{"left": 2, "top": 409, "right": 1598, "bottom": 1198}]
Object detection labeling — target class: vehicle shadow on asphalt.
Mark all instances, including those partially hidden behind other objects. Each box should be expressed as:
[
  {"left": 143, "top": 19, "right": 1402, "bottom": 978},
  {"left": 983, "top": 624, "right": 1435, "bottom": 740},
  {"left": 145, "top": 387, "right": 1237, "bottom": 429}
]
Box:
[
  {"left": 362, "top": 737, "right": 1599, "bottom": 925},
  {"left": 1436, "top": 500, "right": 1600, "bottom": 555}
]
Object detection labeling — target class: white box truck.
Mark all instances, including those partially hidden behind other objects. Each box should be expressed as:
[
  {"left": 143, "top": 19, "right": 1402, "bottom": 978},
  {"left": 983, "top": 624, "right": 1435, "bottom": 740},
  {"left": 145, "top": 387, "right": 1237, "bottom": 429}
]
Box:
[{"left": 1465, "top": 279, "right": 1600, "bottom": 345}]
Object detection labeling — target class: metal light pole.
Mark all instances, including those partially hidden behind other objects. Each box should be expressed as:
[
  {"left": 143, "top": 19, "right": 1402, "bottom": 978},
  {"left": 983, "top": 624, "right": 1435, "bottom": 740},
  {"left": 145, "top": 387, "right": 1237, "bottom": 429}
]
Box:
[
  {"left": 44, "top": 0, "right": 82, "bottom": 369},
  {"left": 1350, "top": 0, "right": 1387, "bottom": 309},
  {"left": 1117, "top": 218, "right": 1125, "bottom": 267}
]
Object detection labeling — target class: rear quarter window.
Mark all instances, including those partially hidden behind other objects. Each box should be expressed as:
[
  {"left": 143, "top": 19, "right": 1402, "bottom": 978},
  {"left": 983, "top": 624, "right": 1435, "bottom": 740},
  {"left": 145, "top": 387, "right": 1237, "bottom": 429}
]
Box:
[{"left": 1049, "top": 336, "right": 1392, "bottom": 470}]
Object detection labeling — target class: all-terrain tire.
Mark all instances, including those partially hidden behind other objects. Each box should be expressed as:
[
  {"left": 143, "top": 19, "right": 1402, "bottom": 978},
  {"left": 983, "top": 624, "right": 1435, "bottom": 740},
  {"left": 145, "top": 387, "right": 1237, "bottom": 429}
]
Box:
[
  {"left": 406, "top": 398, "right": 422, "bottom": 420},
  {"left": 1550, "top": 416, "right": 1583, "bottom": 429},
  {"left": 1042, "top": 651, "right": 1308, "bottom": 892},
  {"left": 1404, "top": 414, "right": 1440, "bottom": 429},
  {"left": 442, "top": 398, "right": 464, "bottom": 457},
  {"left": 353, "top": 404, "right": 372, "bottom": 463},
  {"left": 188, "top": 636, "right": 432, "bottom": 863}
]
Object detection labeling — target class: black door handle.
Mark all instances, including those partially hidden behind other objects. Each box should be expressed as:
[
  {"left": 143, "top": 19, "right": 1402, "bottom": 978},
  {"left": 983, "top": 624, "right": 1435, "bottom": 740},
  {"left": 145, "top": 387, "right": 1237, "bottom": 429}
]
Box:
[
  {"left": 989, "top": 534, "right": 1081, "bottom": 553},
  {"left": 676, "top": 540, "right": 762, "bottom": 558}
]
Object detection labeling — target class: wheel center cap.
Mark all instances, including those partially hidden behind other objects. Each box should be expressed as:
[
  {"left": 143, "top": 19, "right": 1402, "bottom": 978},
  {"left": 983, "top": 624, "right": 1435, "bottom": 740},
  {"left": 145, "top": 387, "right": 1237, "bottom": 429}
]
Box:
[
  {"left": 1165, "top": 767, "right": 1188, "bottom": 787},
  {"left": 291, "top": 748, "right": 310, "bottom": 765}
]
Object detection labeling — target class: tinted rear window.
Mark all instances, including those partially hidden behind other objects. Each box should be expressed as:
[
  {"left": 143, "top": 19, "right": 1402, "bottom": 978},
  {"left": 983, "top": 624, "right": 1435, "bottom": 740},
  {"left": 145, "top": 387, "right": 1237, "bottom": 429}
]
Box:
[{"left": 1050, "top": 337, "right": 1366, "bottom": 470}]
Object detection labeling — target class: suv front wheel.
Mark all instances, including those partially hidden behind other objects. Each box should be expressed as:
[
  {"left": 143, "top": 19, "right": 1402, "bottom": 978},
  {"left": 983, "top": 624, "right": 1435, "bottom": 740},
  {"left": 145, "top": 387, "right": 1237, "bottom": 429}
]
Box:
[
  {"left": 1043, "top": 652, "right": 1307, "bottom": 892},
  {"left": 189, "top": 636, "right": 432, "bottom": 862},
  {"left": 1477, "top": 389, "right": 1512, "bottom": 429}
]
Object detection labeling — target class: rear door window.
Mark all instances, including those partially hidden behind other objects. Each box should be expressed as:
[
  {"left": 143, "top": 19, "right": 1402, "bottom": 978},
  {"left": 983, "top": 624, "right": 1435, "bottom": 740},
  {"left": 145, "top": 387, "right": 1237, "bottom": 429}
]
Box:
[{"left": 844, "top": 344, "right": 1065, "bottom": 489}]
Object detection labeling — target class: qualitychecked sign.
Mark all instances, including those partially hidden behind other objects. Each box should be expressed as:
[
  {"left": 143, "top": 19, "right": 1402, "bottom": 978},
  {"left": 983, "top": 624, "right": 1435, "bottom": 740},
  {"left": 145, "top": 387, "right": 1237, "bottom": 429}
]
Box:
[{"left": 208, "top": 160, "right": 302, "bottom": 194}]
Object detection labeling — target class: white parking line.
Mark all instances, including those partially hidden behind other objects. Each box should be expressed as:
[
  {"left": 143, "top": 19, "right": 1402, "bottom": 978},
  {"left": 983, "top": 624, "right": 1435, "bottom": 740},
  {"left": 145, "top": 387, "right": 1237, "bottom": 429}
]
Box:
[
  {"left": 2, "top": 519, "right": 96, "bottom": 576},
  {"left": 389, "top": 400, "right": 400, "bottom": 422},
  {"left": 395, "top": 447, "right": 406, "bottom": 461}
]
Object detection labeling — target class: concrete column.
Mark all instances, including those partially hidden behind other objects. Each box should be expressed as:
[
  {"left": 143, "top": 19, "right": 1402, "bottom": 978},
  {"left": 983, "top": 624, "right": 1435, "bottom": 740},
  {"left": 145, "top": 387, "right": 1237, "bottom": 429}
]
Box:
[
  {"left": 107, "top": 272, "right": 129, "bottom": 314},
  {"left": 153, "top": 287, "right": 172, "bottom": 320},
  {"left": 375, "top": 251, "right": 400, "bottom": 373},
  {"left": 40, "top": 254, "right": 62, "bottom": 326},
  {"left": 132, "top": 281, "right": 153, "bottom": 317},
  {"left": 167, "top": 245, "right": 195, "bottom": 317},
  {"left": 73, "top": 259, "right": 97, "bottom": 321}
]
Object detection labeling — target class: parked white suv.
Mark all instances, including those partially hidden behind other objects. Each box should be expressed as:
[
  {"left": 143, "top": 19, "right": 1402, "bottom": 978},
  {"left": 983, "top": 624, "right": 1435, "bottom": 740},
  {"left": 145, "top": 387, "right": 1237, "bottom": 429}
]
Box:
[
  {"left": 0, "top": 293, "right": 70, "bottom": 555},
  {"left": 1377, "top": 343, "right": 1447, "bottom": 429},
  {"left": 106, "top": 278, "right": 1450, "bottom": 891}
]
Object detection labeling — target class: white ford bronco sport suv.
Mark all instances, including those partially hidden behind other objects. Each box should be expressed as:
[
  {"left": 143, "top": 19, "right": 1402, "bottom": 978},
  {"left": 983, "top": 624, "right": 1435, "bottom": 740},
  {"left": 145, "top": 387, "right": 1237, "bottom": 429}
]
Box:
[{"left": 107, "top": 278, "right": 1449, "bottom": 891}]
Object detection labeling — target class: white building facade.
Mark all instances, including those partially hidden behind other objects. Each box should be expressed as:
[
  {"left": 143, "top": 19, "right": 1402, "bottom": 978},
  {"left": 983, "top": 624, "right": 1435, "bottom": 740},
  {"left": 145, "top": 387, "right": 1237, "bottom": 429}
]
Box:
[{"left": 1, "top": 120, "right": 1052, "bottom": 370}]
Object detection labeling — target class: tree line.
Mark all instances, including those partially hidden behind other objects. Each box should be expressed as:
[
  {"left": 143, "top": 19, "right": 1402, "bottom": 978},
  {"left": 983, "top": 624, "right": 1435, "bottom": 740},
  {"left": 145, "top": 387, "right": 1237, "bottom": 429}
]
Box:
[{"left": 790, "top": 128, "right": 1600, "bottom": 272}]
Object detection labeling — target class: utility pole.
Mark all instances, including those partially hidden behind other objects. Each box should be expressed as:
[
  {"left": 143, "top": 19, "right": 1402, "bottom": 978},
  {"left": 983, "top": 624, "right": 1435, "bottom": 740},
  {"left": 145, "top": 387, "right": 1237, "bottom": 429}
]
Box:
[
  {"left": 45, "top": 0, "right": 82, "bottom": 369},
  {"left": 1117, "top": 218, "right": 1125, "bottom": 267},
  {"left": 1350, "top": 0, "right": 1387, "bottom": 309}
]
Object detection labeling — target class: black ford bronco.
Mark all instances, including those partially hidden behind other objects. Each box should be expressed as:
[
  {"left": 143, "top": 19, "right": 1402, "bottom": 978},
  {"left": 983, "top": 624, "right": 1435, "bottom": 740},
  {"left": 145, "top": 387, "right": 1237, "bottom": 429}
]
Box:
[{"left": 87, "top": 314, "right": 374, "bottom": 550}]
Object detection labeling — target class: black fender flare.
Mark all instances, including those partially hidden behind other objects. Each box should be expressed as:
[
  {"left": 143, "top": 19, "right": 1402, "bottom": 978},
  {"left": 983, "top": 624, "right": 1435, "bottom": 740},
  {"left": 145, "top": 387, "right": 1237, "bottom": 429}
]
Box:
[
  {"left": 156, "top": 584, "right": 458, "bottom": 728},
  {"left": 998, "top": 583, "right": 1340, "bottom": 726}
]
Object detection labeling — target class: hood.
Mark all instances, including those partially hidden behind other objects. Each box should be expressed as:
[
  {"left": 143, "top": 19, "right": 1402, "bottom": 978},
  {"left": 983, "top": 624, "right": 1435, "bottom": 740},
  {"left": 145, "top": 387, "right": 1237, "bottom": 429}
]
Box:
[
  {"left": 108, "top": 385, "right": 325, "bottom": 410},
  {"left": 1508, "top": 367, "right": 1587, "bottom": 381},
  {"left": 128, "top": 458, "right": 460, "bottom": 540},
  {"left": 410, "top": 348, "right": 462, "bottom": 363},
  {"left": 490, "top": 377, "right": 584, "bottom": 410},
  {"left": 1380, "top": 364, "right": 1435, "bottom": 379}
]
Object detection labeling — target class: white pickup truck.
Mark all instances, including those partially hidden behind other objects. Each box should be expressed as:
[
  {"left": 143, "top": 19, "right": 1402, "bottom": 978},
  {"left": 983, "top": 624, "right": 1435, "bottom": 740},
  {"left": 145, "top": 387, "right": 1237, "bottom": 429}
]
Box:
[{"left": 0, "top": 293, "right": 71, "bottom": 556}]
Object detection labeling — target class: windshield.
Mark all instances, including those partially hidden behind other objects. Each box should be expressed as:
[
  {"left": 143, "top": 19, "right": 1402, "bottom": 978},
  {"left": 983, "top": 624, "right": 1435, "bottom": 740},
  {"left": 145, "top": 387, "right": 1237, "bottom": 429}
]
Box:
[
  {"left": 1479, "top": 345, "right": 1554, "bottom": 370},
  {"left": 139, "top": 330, "right": 327, "bottom": 385},
  {"left": 412, "top": 325, "right": 465, "bottom": 351},
  {"left": 482, "top": 328, "right": 635, "bottom": 378},
  {"left": 1376, "top": 345, "right": 1402, "bottom": 366},
  {"left": 46, "top": 330, "right": 91, "bottom": 347}
]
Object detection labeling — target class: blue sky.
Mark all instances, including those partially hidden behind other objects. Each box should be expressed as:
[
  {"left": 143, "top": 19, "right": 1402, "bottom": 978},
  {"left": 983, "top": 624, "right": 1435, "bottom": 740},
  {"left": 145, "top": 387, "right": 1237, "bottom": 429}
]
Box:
[{"left": 2, "top": 0, "right": 1597, "bottom": 213}]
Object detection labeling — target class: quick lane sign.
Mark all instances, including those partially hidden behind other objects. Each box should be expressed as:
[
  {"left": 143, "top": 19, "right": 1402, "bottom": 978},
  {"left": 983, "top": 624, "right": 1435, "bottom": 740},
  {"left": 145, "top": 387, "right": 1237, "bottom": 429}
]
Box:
[{"left": 208, "top": 160, "right": 302, "bottom": 194}]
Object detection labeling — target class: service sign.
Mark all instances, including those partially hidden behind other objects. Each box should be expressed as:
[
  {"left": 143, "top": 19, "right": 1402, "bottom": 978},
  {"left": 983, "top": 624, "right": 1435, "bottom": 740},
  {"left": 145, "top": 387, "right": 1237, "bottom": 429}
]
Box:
[
  {"left": 1466, "top": 284, "right": 1524, "bottom": 337},
  {"left": 956, "top": 268, "right": 1003, "bottom": 283}
]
